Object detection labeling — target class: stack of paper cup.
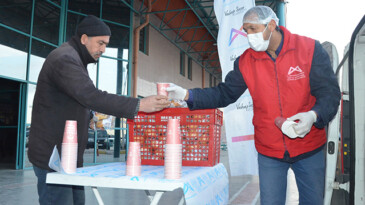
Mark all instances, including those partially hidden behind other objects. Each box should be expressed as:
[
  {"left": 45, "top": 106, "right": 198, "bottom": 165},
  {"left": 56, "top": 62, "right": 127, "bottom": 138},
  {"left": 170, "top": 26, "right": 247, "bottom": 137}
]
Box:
[
  {"left": 61, "top": 120, "right": 78, "bottom": 174},
  {"left": 157, "top": 83, "right": 170, "bottom": 96},
  {"left": 164, "top": 119, "right": 182, "bottom": 179},
  {"left": 126, "top": 142, "right": 141, "bottom": 176}
]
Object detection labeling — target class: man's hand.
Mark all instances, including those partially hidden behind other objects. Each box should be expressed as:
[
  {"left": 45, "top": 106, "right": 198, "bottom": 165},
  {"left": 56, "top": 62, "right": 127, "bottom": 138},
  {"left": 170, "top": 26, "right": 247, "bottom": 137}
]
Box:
[
  {"left": 139, "top": 95, "right": 170, "bottom": 113},
  {"left": 166, "top": 84, "right": 188, "bottom": 101},
  {"left": 287, "top": 110, "right": 317, "bottom": 137}
]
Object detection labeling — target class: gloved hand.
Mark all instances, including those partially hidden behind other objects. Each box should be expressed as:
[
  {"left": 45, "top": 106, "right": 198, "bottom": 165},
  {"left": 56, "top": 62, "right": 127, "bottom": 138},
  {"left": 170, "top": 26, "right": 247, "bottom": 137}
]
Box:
[
  {"left": 287, "top": 111, "right": 317, "bottom": 137},
  {"left": 165, "top": 83, "right": 187, "bottom": 101}
]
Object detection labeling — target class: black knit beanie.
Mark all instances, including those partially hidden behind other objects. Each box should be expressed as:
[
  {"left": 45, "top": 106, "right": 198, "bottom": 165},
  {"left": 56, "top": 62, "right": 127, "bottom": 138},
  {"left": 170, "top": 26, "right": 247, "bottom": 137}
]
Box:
[{"left": 76, "top": 15, "right": 111, "bottom": 37}]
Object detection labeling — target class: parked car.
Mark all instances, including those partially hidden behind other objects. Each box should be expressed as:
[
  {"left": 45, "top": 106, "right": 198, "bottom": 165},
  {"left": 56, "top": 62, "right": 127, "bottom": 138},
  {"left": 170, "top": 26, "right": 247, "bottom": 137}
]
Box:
[
  {"left": 87, "top": 129, "right": 113, "bottom": 150},
  {"left": 25, "top": 127, "right": 30, "bottom": 148}
]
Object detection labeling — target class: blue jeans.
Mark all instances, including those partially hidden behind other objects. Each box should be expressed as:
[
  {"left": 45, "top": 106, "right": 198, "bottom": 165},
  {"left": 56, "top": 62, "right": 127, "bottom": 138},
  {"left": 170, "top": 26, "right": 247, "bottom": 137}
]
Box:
[
  {"left": 258, "top": 149, "right": 325, "bottom": 205},
  {"left": 33, "top": 166, "right": 85, "bottom": 205}
]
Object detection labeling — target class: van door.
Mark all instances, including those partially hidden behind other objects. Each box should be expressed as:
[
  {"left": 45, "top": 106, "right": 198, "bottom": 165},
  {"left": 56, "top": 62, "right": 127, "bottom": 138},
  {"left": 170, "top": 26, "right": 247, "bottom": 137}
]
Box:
[
  {"left": 326, "top": 15, "right": 365, "bottom": 205},
  {"left": 347, "top": 15, "right": 365, "bottom": 205}
]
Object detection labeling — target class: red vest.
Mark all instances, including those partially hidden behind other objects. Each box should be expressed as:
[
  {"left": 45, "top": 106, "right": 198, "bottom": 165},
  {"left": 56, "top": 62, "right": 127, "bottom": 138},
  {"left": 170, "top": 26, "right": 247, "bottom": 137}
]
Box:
[{"left": 239, "top": 26, "right": 326, "bottom": 158}]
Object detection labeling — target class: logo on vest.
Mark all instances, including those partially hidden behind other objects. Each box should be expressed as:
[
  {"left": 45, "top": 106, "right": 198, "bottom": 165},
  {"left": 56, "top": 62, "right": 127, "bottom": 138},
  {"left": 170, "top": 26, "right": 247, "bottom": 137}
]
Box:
[{"left": 287, "top": 66, "right": 305, "bottom": 81}]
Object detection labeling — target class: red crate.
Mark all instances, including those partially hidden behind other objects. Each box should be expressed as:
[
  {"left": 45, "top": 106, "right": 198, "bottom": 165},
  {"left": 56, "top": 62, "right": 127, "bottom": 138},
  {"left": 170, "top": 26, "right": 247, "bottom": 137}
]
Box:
[{"left": 127, "top": 108, "right": 223, "bottom": 166}]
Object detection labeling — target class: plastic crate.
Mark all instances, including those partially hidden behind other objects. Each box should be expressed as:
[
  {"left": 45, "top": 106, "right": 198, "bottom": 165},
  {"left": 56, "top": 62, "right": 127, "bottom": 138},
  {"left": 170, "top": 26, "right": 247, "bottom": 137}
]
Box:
[{"left": 127, "top": 108, "right": 223, "bottom": 166}]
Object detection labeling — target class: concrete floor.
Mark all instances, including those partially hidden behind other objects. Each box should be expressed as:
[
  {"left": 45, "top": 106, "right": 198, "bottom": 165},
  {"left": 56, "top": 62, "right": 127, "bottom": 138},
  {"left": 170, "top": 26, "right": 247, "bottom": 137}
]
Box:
[{"left": 0, "top": 149, "right": 298, "bottom": 205}]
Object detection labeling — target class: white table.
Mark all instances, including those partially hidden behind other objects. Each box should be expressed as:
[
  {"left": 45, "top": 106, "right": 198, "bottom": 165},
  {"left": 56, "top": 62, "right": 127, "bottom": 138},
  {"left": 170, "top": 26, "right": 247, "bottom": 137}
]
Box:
[{"left": 46, "top": 162, "right": 229, "bottom": 205}]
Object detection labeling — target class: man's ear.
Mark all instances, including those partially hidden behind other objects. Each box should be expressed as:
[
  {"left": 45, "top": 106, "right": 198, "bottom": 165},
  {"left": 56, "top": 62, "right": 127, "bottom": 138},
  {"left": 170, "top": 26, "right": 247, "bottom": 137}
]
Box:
[
  {"left": 80, "top": 34, "right": 88, "bottom": 45},
  {"left": 268, "top": 19, "right": 276, "bottom": 32}
]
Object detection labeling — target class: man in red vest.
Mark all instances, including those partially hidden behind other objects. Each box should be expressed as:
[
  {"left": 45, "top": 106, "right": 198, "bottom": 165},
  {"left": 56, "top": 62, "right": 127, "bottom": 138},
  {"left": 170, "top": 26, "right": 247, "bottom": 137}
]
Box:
[{"left": 167, "top": 6, "right": 340, "bottom": 205}]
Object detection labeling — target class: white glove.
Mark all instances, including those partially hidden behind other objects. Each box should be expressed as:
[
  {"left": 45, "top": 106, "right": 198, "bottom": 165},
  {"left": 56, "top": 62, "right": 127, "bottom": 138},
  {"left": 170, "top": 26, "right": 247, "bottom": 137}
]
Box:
[
  {"left": 287, "top": 111, "right": 317, "bottom": 137},
  {"left": 281, "top": 120, "right": 299, "bottom": 139},
  {"left": 165, "top": 84, "right": 187, "bottom": 101}
]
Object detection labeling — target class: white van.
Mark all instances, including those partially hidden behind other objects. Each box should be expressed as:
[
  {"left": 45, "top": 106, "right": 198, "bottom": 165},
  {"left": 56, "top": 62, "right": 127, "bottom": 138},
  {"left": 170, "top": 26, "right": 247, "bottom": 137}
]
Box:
[{"left": 324, "top": 15, "right": 365, "bottom": 205}]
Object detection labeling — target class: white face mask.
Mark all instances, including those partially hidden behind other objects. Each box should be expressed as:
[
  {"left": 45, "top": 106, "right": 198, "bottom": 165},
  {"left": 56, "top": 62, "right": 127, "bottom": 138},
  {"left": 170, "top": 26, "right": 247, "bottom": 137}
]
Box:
[{"left": 247, "top": 24, "right": 272, "bottom": 52}]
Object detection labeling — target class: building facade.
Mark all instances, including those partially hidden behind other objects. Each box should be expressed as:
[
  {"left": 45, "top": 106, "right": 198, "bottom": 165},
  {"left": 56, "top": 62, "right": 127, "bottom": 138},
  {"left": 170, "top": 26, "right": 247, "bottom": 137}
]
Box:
[{"left": 0, "top": 0, "right": 217, "bottom": 169}]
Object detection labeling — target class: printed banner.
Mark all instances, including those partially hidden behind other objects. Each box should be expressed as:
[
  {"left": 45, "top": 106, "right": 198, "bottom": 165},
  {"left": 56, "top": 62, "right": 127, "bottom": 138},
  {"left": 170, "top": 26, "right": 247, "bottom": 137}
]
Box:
[{"left": 214, "top": 0, "right": 258, "bottom": 176}]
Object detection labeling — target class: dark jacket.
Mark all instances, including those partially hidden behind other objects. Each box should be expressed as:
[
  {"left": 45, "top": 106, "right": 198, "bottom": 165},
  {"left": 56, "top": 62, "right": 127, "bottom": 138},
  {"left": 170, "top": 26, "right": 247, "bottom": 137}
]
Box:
[
  {"left": 28, "top": 36, "right": 139, "bottom": 170},
  {"left": 188, "top": 28, "right": 340, "bottom": 159}
]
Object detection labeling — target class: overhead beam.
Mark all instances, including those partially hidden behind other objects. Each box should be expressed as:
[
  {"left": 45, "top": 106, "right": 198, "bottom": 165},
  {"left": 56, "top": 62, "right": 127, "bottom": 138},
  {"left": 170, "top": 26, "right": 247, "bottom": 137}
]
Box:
[
  {"left": 142, "top": 7, "right": 190, "bottom": 14},
  {"left": 175, "top": 39, "right": 214, "bottom": 44},
  {"left": 184, "top": 0, "right": 217, "bottom": 41},
  {"left": 161, "top": 25, "right": 205, "bottom": 31}
]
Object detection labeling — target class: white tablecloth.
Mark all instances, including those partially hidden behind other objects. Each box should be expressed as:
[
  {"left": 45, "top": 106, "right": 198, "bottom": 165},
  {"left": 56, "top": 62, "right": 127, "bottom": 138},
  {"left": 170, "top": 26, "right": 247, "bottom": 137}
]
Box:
[{"left": 46, "top": 162, "right": 229, "bottom": 205}]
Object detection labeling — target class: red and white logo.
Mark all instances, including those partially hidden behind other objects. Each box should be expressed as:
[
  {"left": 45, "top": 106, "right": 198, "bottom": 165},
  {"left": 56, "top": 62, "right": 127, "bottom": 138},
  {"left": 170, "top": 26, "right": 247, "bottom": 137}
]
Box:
[{"left": 287, "top": 66, "right": 305, "bottom": 81}]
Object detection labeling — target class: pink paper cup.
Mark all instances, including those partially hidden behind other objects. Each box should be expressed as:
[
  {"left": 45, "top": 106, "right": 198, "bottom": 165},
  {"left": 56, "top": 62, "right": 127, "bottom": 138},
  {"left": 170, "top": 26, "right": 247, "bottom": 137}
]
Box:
[
  {"left": 61, "top": 144, "right": 78, "bottom": 155},
  {"left": 61, "top": 154, "right": 77, "bottom": 174},
  {"left": 274, "top": 116, "right": 286, "bottom": 129},
  {"left": 157, "top": 83, "right": 170, "bottom": 96},
  {"left": 62, "top": 120, "right": 77, "bottom": 144},
  {"left": 129, "top": 142, "right": 141, "bottom": 149},
  {"left": 164, "top": 162, "right": 182, "bottom": 167},
  {"left": 164, "top": 142, "right": 182, "bottom": 179},
  {"left": 164, "top": 166, "right": 181, "bottom": 178},
  {"left": 127, "top": 142, "right": 141, "bottom": 156},
  {"left": 166, "top": 119, "right": 181, "bottom": 144},
  {"left": 164, "top": 156, "right": 182, "bottom": 163},
  {"left": 165, "top": 144, "right": 182, "bottom": 150},
  {"left": 126, "top": 157, "right": 141, "bottom": 166},
  {"left": 165, "top": 152, "right": 182, "bottom": 159},
  {"left": 61, "top": 143, "right": 78, "bottom": 148},
  {"left": 126, "top": 165, "right": 141, "bottom": 176},
  {"left": 126, "top": 160, "right": 141, "bottom": 166},
  {"left": 164, "top": 168, "right": 181, "bottom": 172},
  {"left": 127, "top": 154, "right": 140, "bottom": 159},
  {"left": 128, "top": 142, "right": 140, "bottom": 153},
  {"left": 164, "top": 170, "right": 181, "bottom": 179},
  {"left": 127, "top": 152, "right": 141, "bottom": 159},
  {"left": 127, "top": 142, "right": 141, "bottom": 166},
  {"left": 165, "top": 156, "right": 182, "bottom": 161}
]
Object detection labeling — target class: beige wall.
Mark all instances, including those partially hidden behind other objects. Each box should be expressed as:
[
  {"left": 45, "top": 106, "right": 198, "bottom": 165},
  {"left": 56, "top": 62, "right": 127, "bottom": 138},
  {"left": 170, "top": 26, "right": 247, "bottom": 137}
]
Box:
[
  {"left": 136, "top": 24, "right": 214, "bottom": 97},
  {"left": 134, "top": 12, "right": 225, "bottom": 142}
]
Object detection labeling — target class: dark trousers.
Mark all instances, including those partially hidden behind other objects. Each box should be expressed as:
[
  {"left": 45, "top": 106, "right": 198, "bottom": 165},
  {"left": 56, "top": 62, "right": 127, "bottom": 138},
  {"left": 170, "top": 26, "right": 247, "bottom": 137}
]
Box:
[{"left": 33, "top": 165, "right": 85, "bottom": 205}]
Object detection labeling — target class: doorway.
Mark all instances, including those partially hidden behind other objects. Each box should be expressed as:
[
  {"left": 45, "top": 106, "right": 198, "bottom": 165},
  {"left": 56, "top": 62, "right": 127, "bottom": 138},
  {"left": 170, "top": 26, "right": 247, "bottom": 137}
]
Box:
[{"left": 0, "top": 78, "right": 20, "bottom": 169}]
